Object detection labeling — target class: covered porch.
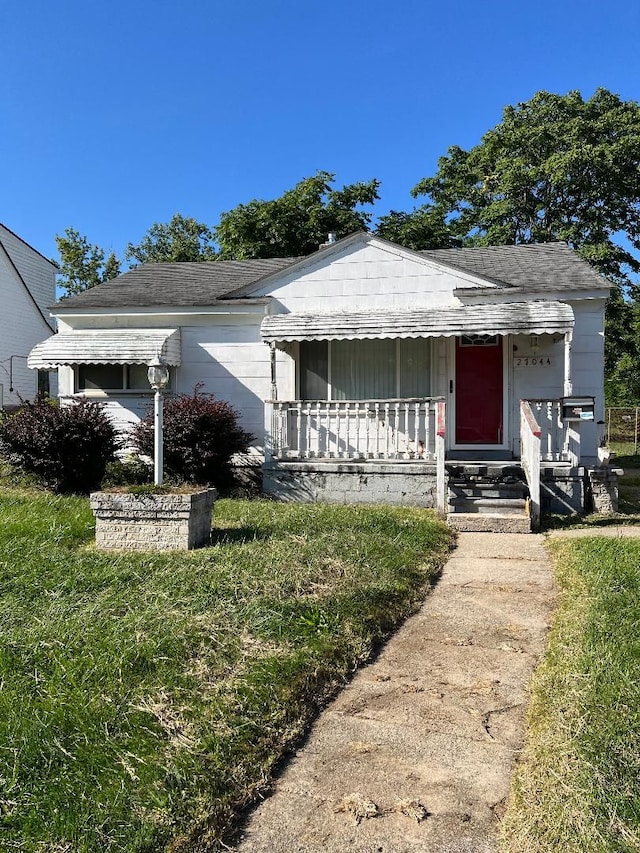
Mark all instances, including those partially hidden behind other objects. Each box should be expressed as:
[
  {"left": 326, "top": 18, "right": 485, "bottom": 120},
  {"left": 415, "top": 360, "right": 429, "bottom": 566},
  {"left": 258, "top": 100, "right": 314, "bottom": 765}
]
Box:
[
  {"left": 260, "top": 301, "right": 588, "bottom": 527},
  {"left": 263, "top": 397, "right": 588, "bottom": 526}
]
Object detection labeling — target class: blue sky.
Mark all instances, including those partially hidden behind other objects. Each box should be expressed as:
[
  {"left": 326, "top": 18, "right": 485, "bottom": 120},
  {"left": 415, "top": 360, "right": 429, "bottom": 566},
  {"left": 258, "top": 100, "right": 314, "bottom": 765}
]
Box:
[{"left": 2, "top": 0, "right": 639, "bottom": 267}]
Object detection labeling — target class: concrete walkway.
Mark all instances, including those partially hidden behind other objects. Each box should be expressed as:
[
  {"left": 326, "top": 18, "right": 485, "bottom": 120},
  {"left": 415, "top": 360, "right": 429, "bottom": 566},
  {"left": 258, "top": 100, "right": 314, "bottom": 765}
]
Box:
[{"left": 235, "top": 533, "right": 555, "bottom": 853}]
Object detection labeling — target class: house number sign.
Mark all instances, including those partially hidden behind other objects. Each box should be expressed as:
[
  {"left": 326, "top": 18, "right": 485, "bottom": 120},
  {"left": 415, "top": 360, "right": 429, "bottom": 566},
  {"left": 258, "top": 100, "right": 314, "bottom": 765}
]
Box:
[{"left": 514, "top": 357, "right": 552, "bottom": 367}]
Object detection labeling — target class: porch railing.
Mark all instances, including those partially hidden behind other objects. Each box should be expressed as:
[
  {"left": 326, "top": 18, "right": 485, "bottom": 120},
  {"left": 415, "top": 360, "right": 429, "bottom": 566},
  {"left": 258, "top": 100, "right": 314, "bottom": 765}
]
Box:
[
  {"left": 526, "top": 399, "right": 580, "bottom": 464},
  {"left": 266, "top": 398, "right": 443, "bottom": 461},
  {"left": 520, "top": 400, "right": 541, "bottom": 531}
]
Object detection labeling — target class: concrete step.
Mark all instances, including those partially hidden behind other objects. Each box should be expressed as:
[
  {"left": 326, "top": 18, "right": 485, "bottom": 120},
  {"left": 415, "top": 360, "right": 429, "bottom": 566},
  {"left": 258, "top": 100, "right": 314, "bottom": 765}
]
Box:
[
  {"left": 448, "top": 497, "right": 527, "bottom": 515},
  {"left": 448, "top": 483, "right": 528, "bottom": 500},
  {"left": 446, "top": 463, "right": 525, "bottom": 480},
  {"left": 447, "top": 512, "right": 532, "bottom": 533}
]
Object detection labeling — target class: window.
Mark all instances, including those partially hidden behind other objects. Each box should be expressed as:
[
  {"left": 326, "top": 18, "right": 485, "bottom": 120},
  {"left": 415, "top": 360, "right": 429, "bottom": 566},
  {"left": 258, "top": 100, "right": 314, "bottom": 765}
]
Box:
[
  {"left": 76, "top": 364, "right": 168, "bottom": 392},
  {"left": 299, "top": 339, "right": 431, "bottom": 400},
  {"left": 37, "top": 370, "right": 50, "bottom": 396},
  {"left": 459, "top": 334, "right": 499, "bottom": 347}
]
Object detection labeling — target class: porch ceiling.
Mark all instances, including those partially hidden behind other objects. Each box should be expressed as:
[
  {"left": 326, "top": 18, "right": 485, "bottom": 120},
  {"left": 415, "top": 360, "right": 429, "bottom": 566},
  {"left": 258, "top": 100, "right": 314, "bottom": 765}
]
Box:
[
  {"left": 27, "top": 328, "right": 182, "bottom": 369},
  {"left": 261, "top": 301, "right": 574, "bottom": 342}
]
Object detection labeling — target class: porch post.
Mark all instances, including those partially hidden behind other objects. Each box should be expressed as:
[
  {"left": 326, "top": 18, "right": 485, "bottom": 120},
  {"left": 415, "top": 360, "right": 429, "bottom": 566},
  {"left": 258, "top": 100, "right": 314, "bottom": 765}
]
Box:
[
  {"left": 436, "top": 400, "right": 446, "bottom": 515},
  {"left": 264, "top": 400, "right": 274, "bottom": 465},
  {"left": 563, "top": 330, "right": 573, "bottom": 397},
  {"left": 264, "top": 342, "right": 278, "bottom": 466},
  {"left": 270, "top": 342, "right": 278, "bottom": 400}
]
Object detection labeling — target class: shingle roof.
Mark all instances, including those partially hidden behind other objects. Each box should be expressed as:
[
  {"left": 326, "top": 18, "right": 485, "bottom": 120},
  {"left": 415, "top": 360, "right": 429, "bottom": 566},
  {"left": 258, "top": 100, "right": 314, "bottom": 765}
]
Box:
[
  {"left": 421, "top": 242, "right": 608, "bottom": 292},
  {"left": 54, "top": 257, "right": 298, "bottom": 309},
  {"left": 53, "top": 240, "right": 609, "bottom": 312}
]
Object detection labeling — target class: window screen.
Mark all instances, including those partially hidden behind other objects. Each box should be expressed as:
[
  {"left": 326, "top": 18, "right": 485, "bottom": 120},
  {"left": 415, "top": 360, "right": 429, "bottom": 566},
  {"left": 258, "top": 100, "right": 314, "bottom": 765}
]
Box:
[{"left": 299, "top": 338, "right": 432, "bottom": 400}]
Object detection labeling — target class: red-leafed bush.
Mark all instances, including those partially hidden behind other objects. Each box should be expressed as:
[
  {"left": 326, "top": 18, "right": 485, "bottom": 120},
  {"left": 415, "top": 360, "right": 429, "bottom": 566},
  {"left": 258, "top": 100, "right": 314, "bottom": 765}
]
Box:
[
  {"left": 0, "top": 397, "right": 119, "bottom": 493},
  {"left": 131, "top": 386, "right": 254, "bottom": 488}
]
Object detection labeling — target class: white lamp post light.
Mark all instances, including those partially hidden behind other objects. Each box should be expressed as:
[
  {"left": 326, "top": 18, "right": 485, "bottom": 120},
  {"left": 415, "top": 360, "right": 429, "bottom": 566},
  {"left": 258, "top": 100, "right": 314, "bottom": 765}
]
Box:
[{"left": 147, "top": 356, "right": 170, "bottom": 485}]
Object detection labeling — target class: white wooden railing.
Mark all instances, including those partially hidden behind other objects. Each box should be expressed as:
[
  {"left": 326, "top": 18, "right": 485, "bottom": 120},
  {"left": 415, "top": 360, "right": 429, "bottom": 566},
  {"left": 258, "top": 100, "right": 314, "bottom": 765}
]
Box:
[
  {"left": 526, "top": 399, "right": 580, "bottom": 464},
  {"left": 266, "top": 398, "right": 443, "bottom": 461},
  {"left": 520, "top": 400, "right": 541, "bottom": 531}
]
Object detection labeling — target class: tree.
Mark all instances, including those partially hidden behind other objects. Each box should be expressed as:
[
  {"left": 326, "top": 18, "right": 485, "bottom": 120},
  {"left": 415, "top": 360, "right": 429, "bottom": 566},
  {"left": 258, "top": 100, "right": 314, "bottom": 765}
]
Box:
[
  {"left": 410, "top": 88, "right": 640, "bottom": 402},
  {"left": 55, "top": 228, "right": 121, "bottom": 296},
  {"left": 125, "top": 213, "right": 217, "bottom": 265},
  {"left": 374, "top": 206, "right": 455, "bottom": 250},
  {"left": 214, "top": 171, "right": 380, "bottom": 259},
  {"left": 412, "top": 88, "right": 640, "bottom": 280}
]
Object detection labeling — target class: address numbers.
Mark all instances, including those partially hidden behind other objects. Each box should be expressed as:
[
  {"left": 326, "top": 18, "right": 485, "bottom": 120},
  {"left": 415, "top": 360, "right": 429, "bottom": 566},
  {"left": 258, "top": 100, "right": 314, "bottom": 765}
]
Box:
[{"left": 514, "top": 357, "right": 552, "bottom": 367}]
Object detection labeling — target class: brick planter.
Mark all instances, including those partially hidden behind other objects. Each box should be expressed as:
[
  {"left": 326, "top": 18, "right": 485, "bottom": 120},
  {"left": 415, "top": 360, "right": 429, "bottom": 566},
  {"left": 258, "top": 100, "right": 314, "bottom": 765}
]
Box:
[{"left": 90, "top": 488, "right": 217, "bottom": 551}]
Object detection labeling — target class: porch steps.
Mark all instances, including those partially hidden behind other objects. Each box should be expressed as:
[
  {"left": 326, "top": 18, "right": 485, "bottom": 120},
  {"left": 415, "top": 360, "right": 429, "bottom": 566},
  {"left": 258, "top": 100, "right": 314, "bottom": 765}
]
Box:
[{"left": 446, "top": 464, "right": 531, "bottom": 533}]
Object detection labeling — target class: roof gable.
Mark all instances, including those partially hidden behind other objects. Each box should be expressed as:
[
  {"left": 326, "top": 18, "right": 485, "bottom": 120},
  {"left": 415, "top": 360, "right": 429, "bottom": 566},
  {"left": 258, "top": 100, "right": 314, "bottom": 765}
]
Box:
[{"left": 229, "top": 232, "right": 497, "bottom": 299}]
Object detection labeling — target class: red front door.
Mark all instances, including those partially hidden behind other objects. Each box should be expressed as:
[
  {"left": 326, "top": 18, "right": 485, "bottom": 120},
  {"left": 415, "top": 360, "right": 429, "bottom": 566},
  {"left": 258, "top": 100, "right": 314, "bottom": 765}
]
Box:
[{"left": 455, "top": 337, "right": 503, "bottom": 444}]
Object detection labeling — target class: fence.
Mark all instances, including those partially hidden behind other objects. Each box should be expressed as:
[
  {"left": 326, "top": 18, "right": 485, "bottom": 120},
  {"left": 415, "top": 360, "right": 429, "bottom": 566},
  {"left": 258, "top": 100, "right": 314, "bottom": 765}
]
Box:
[{"left": 605, "top": 407, "right": 640, "bottom": 454}]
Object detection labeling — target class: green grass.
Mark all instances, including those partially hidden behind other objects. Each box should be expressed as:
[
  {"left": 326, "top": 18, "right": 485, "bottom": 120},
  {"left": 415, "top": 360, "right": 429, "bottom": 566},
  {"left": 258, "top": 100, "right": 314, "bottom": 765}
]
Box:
[
  {"left": 500, "top": 537, "right": 640, "bottom": 852},
  {"left": 608, "top": 441, "right": 640, "bottom": 470},
  {"left": 0, "top": 488, "right": 452, "bottom": 852}
]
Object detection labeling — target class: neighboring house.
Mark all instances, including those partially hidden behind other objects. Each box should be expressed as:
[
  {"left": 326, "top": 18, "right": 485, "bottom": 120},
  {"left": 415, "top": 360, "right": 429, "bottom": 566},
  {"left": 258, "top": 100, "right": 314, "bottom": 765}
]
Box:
[
  {"left": 0, "top": 224, "right": 57, "bottom": 408},
  {"left": 28, "top": 233, "right": 611, "bottom": 527}
]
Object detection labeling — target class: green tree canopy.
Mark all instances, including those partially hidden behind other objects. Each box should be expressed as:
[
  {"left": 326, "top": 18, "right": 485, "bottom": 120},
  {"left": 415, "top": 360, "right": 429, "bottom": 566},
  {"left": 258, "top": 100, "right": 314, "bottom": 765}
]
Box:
[
  {"left": 412, "top": 88, "right": 640, "bottom": 285},
  {"left": 410, "top": 88, "right": 640, "bottom": 403},
  {"left": 125, "top": 213, "right": 217, "bottom": 265},
  {"left": 374, "top": 206, "right": 455, "bottom": 250},
  {"left": 55, "top": 228, "right": 121, "bottom": 296},
  {"left": 214, "top": 171, "right": 380, "bottom": 259}
]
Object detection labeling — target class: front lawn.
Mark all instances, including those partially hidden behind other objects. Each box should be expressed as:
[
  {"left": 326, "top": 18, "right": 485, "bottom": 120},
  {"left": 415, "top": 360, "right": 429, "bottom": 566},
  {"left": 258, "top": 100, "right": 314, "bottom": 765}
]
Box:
[
  {"left": 0, "top": 489, "right": 452, "bottom": 852},
  {"left": 500, "top": 536, "right": 640, "bottom": 852}
]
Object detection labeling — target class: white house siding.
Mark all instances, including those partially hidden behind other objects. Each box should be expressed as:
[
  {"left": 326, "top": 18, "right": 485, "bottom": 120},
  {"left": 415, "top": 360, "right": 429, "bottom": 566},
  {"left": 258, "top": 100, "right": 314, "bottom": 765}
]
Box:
[
  {"left": 0, "top": 225, "right": 57, "bottom": 325},
  {"left": 178, "top": 318, "right": 272, "bottom": 446},
  {"left": 56, "top": 311, "right": 275, "bottom": 455},
  {"left": 96, "top": 396, "right": 154, "bottom": 444},
  {"left": 246, "top": 241, "right": 474, "bottom": 311},
  {"left": 0, "top": 247, "right": 54, "bottom": 406},
  {"left": 566, "top": 300, "right": 606, "bottom": 458}
]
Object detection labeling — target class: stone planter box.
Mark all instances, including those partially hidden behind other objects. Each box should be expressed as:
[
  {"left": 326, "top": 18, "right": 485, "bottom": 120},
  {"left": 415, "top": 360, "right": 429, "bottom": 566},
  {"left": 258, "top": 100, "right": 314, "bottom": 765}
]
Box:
[{"left": 90, "top": 488, "right": 217, "bottom": 551}]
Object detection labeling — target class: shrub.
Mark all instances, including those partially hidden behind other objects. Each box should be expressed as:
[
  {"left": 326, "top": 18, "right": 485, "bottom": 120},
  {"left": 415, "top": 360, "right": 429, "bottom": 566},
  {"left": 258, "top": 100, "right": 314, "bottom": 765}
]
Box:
[
  {"left": 102, "top": 457, "right": 153, "bottom": 488},
  {"left": 0, "top": 397, "right": 119, "bottom": 493},
  {"left": 131, "top": 386, "right": 254, "bottom": 489}
]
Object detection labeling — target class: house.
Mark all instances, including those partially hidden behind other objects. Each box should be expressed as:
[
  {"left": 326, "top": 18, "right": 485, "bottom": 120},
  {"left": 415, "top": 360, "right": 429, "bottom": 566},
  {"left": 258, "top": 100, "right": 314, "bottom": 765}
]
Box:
[
  {"left": 28, "top": 233, "right": 612, "bottom": 528},
  {"left": 1, "top": 224, "right": 57, "bottom": 408}
]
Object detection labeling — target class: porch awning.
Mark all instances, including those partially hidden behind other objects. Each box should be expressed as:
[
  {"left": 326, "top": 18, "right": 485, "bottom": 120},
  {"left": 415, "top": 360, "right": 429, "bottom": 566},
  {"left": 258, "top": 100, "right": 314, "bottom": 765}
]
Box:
[
  {"left": 261, "top": 301, "right": 574, "bottom": 342},
  {"left": 27, "top": 328, "right": 182, "bottom": 369}
]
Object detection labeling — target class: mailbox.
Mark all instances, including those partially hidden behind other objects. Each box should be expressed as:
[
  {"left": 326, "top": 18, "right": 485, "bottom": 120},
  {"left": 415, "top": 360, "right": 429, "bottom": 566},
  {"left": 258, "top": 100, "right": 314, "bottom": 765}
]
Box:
[{"left": 562, "top": 396, "right": 595, "bottom": 422}]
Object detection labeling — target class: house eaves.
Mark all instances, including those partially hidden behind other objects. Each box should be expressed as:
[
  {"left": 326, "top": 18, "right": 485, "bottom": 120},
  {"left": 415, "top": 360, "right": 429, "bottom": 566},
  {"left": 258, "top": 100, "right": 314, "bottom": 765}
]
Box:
[{"left": 52, "top": 299, "right": 271, "bottom": 318}]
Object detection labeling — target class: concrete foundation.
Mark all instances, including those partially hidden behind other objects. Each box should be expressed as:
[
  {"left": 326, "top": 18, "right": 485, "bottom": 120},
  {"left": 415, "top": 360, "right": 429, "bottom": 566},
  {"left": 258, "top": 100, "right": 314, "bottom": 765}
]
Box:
[
  {"left": 263, "top": 461, "right": 438, "bottom": 507},
  {"left": 264, "top": 460, "right": 595, "bottom": 518},
  {"left": 90, "top": 488, "right": 217, "bottom": 550},
  {"left": 540, "top": 466, "right": 587, "bottom": 515}
]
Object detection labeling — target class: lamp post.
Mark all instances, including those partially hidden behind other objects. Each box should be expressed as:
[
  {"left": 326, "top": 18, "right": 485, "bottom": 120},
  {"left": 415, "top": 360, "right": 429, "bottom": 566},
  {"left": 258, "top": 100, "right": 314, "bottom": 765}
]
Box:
[{"left": 147, "top": 356, "right": 170, "bottom": 485}]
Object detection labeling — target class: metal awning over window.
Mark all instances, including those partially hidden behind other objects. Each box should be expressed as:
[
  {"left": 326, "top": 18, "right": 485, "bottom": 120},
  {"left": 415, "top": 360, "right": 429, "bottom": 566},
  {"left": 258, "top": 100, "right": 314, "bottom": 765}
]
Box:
[
  {"left": 261, "top": 302, "right": 574, "bottom": 342},
  {"left": 28, "top": 329, "right": 181, "bottom": 369}
]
